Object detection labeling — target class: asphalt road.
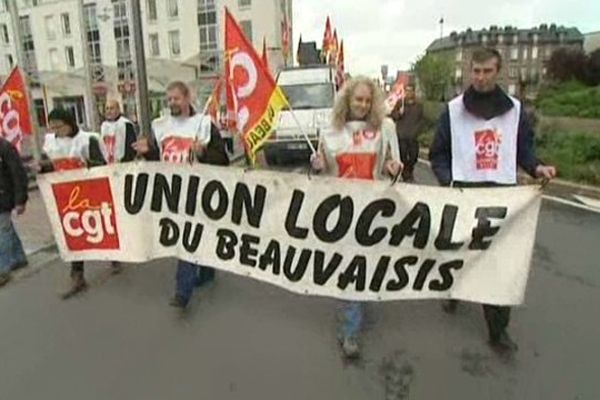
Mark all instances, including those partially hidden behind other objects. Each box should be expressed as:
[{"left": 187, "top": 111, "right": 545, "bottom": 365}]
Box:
[{"left": 0, "top": 161, "right": 598, "bottom": 400}]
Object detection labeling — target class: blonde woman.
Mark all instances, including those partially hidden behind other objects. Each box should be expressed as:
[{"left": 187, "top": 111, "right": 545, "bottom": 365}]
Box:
[{"left": 311, "top": 76, "right": 402, "bottom": 358}]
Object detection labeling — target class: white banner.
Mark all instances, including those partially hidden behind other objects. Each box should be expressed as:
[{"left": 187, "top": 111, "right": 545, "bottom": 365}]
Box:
[{"left": 37, "top": 163, "right": 542, "bottom": 305}]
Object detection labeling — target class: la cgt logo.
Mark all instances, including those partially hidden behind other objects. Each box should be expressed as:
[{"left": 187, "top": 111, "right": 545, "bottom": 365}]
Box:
[{"left": 51, "top": 177, "right": 120, "bottom": 251}]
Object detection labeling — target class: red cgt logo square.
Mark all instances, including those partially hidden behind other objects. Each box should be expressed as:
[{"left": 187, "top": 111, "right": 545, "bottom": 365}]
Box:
[
  {"left": 474, "top": 129, "right": 500, "bottom": 170},
  {"left": 51, "top": 177, "right": 120, "bottom": 251}
]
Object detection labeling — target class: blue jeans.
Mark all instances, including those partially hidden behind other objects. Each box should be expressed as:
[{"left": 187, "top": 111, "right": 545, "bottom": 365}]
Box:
[
  {"left": 175, "top": 260, "right": 215, "bottom": 306},
  {"left": 0, "top": 212, "right": 27, "bottom": 274},
  {"left": 340, "top": 301, "right": 363, "bottom": 339}
]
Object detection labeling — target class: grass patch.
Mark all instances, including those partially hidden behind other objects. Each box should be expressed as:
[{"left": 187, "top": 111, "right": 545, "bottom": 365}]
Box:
[{"left": 536, "top": 130, "right": 600, "bottom": 185}]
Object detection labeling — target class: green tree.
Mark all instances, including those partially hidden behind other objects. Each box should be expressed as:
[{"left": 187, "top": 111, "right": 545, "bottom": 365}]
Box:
[{"left": 412, "top": 53, "right": 453, "bottom": 101}]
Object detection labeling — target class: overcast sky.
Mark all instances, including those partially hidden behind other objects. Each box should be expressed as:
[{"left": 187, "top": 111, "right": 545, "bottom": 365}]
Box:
[{"left": 293, "top": 0, "right": 600, "bottom": 78}]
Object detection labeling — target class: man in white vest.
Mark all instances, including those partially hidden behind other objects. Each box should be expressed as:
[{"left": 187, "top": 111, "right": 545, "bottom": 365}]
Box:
[
  {"left": 429, "top": 47, "right": 556, "bottom": 355},
  {"left": 100, "top": 100, "right": 137, "bottom": 164},
  {"left": 133, "top": 81, "right": 229, "bottom": 311}
]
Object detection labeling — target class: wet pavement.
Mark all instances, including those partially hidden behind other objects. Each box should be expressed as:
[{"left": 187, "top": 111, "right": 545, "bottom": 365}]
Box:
[{"left": 0, "top": 162, "right": 599, "bottom": 399}]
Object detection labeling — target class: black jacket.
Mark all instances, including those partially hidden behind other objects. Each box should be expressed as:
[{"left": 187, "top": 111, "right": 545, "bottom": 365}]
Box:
[
  {"left": 0, "top": 138, "right": 28, "bottom": 213},
  {"left": 429, "top": 85, "right": 539, "bottom": 186}
]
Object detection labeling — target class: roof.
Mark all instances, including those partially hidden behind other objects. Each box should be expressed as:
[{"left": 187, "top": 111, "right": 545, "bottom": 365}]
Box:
[
  {"left": 297, "top": 41, "right": 321, "bottom": 65},
  {"left": 427, "top": 24, "right": 584, "bottom": 52}
]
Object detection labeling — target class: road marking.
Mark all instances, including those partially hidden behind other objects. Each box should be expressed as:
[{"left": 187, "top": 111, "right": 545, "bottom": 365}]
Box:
[
  {"left": 542, "top": 195, "right": 600, "bottom": 214},
  {"left": 573, "top": 195, "right": 600, "bottom": 210}
]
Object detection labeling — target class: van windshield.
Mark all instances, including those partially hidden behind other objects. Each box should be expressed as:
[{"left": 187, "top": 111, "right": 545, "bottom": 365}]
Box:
[{"left": 280, "top": 84, "right": 334, "bottom": 110}]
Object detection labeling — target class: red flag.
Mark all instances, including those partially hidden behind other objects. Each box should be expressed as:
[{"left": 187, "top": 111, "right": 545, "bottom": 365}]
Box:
[
  {"left": 203, "top": 77, "right": 223, "bottom": 127},
  {"left": 330, "top": 29, "right": 339, "bottom": 64},
  {"left": 224, "top": 8, "right": 288, "bottom": 163},
  {"left": 385, "top": 73, "right": 411, "bottom": 112},
  {"left": 322, "top": 16, "right": 333, "bottom": 61},
  {"left": 336, "top": 40, "right": 345, "bottom": 88},
  {"left": 261, "top": 37, "right": 269, "bottom": 68},
  {"left": 281, "top": 14, "right": 290, "bottom": 64},
  {"left": 0, "top": 67, "right": 32, "bottom": 152}
]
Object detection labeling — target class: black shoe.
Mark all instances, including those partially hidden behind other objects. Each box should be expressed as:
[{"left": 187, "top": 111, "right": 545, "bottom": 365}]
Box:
[
  {"left": 442, "top": 299, "right": 458, "bottom": 314},
  {"left": 169, "top": 295, "right": 188, "bottom": 309},
  {"left": 11, "top": 260, "right": 28, "bottom": 271},
  {"left": 110, "top": 261, "right": 123, "bottom": 275},
  {"left": 489, "top": 331, "right": 518, "bottom": 355},
  {"left": 0, "top": 272, "right": 11, "bottom": 287}
]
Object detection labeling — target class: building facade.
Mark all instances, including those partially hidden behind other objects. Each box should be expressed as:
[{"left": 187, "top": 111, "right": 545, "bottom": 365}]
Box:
[
  {"left": 584, "top": 31, "right": 600, "bottom": 54},
  {"left": 426, "top": 24, "right": 584, "bottom": 100},
  {"left": 0, "top": 0, "right": 293, "bottom": 128}
]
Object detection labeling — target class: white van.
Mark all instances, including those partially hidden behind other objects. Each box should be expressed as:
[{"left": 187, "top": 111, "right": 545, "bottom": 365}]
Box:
[{"left": 263, "top": 65, "right": 337, "bottom": 165}]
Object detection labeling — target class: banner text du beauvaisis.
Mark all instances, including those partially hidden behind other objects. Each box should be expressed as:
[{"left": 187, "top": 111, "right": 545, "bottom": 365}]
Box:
[{"left": 124, "top": 172, "right": 508, "bottom": 293}]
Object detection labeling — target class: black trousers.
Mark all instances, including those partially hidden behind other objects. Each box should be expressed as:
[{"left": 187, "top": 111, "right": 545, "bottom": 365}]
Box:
[
  {"left": 483, "top": 305, "right": 511, "bottom": 341},
  {"left": 71, "top": 261, "right": 84, "bottom": 275},
  {"left": 398, "top": 138, "right": 419, "bottom": 181}
]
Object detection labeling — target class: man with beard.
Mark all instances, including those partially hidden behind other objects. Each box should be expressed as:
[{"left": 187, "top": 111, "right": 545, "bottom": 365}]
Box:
[
  {"left": 133, "top": 81, "right": 229, "bottom": 311},
  {"left": 100, "top": 99, "right": 137, "bottom": 164}
]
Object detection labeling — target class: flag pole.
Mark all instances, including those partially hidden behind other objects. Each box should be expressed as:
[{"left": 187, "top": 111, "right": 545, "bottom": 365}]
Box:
[
  {"left": 7, "top": 0, "right": 41, "bottom": 160},
  {"left": 285, "top": 102, "right": 316, "bottom": 155}
]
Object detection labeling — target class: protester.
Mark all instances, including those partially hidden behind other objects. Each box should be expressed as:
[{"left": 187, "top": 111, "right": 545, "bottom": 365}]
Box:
[
  {"left": 38, "top": 108, "right": 108, "bottom": 298},
  {"left": 133, "top": 81, "right": 229, "bottom": 311},
  {"left": 0, "top": 137, "right": 29, "bottom": 287},
  {"left": 100, "top": 99, "right": 137, "bottom": 164},
  {"left": 390, "top": 85, "right": 423, "bottom": 182},
  {"left": 429, "top": 47, "right": 556, "bottom": 355},
  {"left": 311, "top": 76, "right": 402, "bottom": 358}
]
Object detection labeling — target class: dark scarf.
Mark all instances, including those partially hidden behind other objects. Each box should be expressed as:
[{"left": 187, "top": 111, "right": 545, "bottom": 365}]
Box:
[{"left": 462, "top": 85, "right": 513, "bottom": 120}]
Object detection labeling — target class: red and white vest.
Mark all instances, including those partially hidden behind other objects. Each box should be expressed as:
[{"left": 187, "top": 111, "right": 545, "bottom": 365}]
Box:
[
  {"left": 100, "top": 116, "right": 131, "bottom": 164},
  {"left": 449, "top": 94, "right": 520, "bottom": 184},
  {"left": 152, "top": 113, "right": 212, "bottom": 164},
  {"left": 43, "top": 130, "right": 101, "bottom": 171},
  {"left": 321, "top": 121, "right": 398, "bottom": 181}
]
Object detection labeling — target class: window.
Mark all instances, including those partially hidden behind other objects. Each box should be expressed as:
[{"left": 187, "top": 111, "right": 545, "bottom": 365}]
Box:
[
  {"left": 19, "top": 16, "right": 38, "bottom": 80},
  {"left": 33, "top": 99, "right": 47, "bottom": 127},
  {"left": 198, "top": 0, "right": 217, "bottom": 51},
  {"left": 113, "top": 0, "right": 133, "bottom": 82},
  {"left": 455, "top": 49, "right": 462, "bottom": 62},
  {"left": 520, "top": 67, "right": 527, "bottom": 81},
  {"left": 149, "top": 33, "right": 159, "bottom": 56},
  {"left": 497, "top": 35, "right": 504, "bottom": 44},
  {"left": 545, "top": 46, "right": 552, "bottom": 59},
  {"left": 512, "top": 34, "right": 518, "bottom": 44},
  {"left": 240, "top": 20, "right": 252, "bottom": 42},
  {"left": 147, "top": 0, "right": 157, "bottom": 21},
  {"left": 533, "top": 33, "right": 539, "bottom": 44},
  {"left": 509, "top": 66, "right": 517, "bottom": 78},
  {"left": 0, "top": 24, "right": 8, "bottom": 44},
  {"left": 5, "top": 54, "right": 13, "bottom": 70},
  {"left": 481, "top": 34, "right": 487, "bottom": 44},
  {"left": 0, "top": 0, "right": 7, "bottom": 12},
  {"left": 45, "top": 15, "right": 56, "bottom": 40},
  {"left": 508, "top": 84, "right": 516, "bottom": 95},
  {"left": 49, "top": 48, "right": 59, "bottom": 69},
  {"left": 521, "top": 46, "right": 527, "bottom": 59},
  {"left": 239, "top": 0, "right": 251, "bottom": 7},
  {"left": 510, "top": 47, "right": 518, "bottom": 60},
  {"left": 167, "top": 0, "right": 178, "bottom": 18},
  {"left": 84, "top": 3, "right": 104, "bottom": 81},
  {"left": 61, "top": 13, "right": 71, "bottom": 35},
  {"left": 65, "top": 46, "right": 75, "bottom": 67},
  {"left": 169, "top": 30, "right": 180, "bottom": 56},
  {"left": 455, "top": 67, "right": 462, "bottom": 79}
]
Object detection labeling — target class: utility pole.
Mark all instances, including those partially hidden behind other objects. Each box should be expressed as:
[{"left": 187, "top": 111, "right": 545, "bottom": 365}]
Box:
[
  {"left": 128, "top": 0, "right": 151, "bottom": 137},
  {"left": 7, "top": 0, "right": 41, "bottom": 160},
  {"left": 76, "top": 0, "right": 99, "bottom": 131}
]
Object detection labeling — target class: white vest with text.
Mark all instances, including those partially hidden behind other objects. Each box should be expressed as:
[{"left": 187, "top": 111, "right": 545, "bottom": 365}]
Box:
[{"left": 449, "top": 94, "right": 520, "bottom": 184}]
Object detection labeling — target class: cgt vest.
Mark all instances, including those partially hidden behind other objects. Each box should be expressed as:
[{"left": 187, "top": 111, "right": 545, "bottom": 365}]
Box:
[
  {"left": 43, "top": 130, "right": 101, "bottom": 171},
  {"left": 449, "top": 94, "right": 520, "bottom": 184},
  {"left": 321, "top": 121, "right": 395, "bottom": 181},
  {"left": 100, "top": 116, "right": 131, "bottom": 163},
  {"left": 151, "top": 113, "right": 212, "bottom": 164}
]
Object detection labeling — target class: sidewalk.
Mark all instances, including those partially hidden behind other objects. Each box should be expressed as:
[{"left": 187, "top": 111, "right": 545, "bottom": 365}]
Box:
[{"left": 13, "top": 189, "right": 55, "bottom": 256}]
